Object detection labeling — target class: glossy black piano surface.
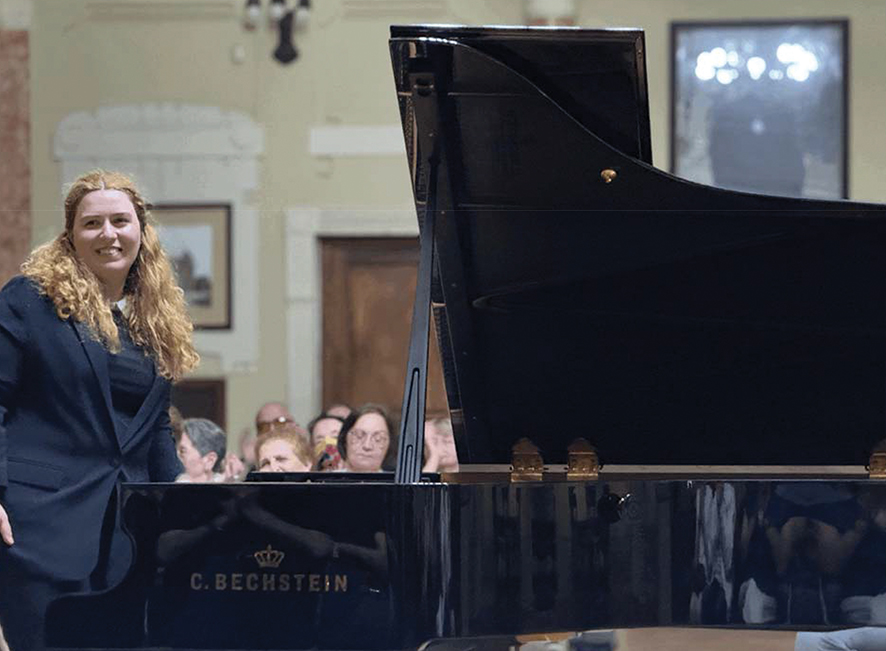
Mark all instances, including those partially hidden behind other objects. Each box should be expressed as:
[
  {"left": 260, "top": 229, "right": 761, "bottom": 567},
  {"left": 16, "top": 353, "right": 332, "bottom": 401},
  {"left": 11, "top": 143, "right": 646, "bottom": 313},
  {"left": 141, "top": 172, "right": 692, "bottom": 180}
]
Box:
[
  {"left": 47, "top": 479, "right": 886, "bottom": 649},
  {"left": 46, "top": 25, "right": 886, "bottom": 650}
]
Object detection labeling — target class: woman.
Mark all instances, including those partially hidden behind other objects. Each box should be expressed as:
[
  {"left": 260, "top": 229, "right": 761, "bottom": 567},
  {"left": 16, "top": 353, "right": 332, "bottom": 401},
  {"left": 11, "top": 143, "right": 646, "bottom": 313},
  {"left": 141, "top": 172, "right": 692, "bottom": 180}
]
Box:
[
  {"left": 255, "top": 425, "right": 313, "bottom": 473},
  {"left": 175, "top": 418, "right": 228, "bottom": 483},
  {"left": 336, "top": 404, "right": 398, "bottom": 473},
  {"left": 307, "top": 412, "right": 345, "bottom": 471},
  {"left": 0, "top": 170, "right": 199, "bottom": 650}
]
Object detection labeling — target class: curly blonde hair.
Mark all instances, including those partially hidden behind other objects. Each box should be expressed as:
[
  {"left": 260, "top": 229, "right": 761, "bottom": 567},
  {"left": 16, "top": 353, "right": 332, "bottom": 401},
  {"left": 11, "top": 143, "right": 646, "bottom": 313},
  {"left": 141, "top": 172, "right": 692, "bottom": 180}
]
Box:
[{"left": 21, "top": 170, "right": 199, "bottom": 380}]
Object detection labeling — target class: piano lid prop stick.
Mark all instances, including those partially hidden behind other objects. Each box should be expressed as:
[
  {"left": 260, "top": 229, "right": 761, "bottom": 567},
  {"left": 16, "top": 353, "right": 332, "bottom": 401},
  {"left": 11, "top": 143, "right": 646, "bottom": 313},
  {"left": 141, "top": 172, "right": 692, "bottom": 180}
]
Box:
[{"left": 394, "top": 161, "right": 437, "bottom": 484}]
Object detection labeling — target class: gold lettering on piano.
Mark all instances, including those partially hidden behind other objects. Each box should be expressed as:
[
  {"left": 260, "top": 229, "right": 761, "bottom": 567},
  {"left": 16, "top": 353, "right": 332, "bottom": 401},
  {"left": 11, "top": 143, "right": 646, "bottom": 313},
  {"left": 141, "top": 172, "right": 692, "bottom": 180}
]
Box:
[{"left": 190, "top": 572, "right": 350, "bottom": 593}]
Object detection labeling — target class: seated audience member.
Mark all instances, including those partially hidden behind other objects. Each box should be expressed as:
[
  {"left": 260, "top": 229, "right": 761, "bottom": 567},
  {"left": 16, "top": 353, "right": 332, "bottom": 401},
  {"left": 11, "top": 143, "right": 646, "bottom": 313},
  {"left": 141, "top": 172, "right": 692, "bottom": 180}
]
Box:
[
  {"left": 308, "top": 412, "right": 345, "bottom": 471},
  {"left": 238, "top": 427, "right": 258, "bottom": 471},
  {"left": 337, "top": 404, "right": 398, "bottom": 473},
  {"left": 169, "top": 404, "right": 184, "bottom": 440},
  {"left": 422, "top": 417, "right": 459, "bottom": 473},
  {"left": 255, "top": 425, "right": 313, "bottom": 472},
  {"left": 325, "top": 402, "right": 353, "bottom": 419},
  {"left": 175, "top": 418, "right": 228, "bottom": 483},
  {"left": 255, "top": 400, "right": 308, "bottom": 437}
]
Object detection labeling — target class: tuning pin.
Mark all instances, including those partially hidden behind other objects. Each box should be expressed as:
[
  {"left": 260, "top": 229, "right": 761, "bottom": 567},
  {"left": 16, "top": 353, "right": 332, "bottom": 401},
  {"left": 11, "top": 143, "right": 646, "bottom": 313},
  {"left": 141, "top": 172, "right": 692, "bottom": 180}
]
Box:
[
  {"left": 243, "top": 0, "right": 261, "bottom": 30},
  {"left": 268, "top": 0, "right": 288, "bottom": 22}
]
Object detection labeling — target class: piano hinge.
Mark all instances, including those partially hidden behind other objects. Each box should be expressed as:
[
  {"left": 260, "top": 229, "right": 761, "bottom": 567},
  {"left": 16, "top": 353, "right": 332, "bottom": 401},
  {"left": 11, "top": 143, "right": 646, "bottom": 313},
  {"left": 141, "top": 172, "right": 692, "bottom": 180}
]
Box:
[
  {"left": 868, "top": 450, "right": 886, "bottom": 479},
  {"left": 567, "top": 438, "right": 599, "bottom": 480},
  {"left": 511, "top": 438, "right": 544, "bottom": 482}
]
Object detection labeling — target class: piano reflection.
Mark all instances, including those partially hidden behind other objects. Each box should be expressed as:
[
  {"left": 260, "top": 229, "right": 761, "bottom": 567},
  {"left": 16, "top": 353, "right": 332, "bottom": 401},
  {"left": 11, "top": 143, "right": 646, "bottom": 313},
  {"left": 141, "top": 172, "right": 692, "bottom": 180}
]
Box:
[{"left": 46, "top": 25, "right": 886, "bottom": 650}]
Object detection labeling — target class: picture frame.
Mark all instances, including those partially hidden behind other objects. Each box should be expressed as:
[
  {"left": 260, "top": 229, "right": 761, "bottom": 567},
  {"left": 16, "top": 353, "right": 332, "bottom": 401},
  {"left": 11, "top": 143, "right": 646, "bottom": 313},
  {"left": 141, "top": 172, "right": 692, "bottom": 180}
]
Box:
[
  {"left": 670, "top": 19, "right": 849, "bottom": 199},
  {"left": 152, "top": 203, "right": 232, "bottom": 330}
]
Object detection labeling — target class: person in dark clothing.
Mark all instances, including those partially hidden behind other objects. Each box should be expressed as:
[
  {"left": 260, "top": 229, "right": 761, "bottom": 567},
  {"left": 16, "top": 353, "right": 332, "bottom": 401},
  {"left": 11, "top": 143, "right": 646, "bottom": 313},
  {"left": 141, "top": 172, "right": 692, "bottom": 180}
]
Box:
[{"left": 0, "top": 169, "right": 199, "bottom": 650}]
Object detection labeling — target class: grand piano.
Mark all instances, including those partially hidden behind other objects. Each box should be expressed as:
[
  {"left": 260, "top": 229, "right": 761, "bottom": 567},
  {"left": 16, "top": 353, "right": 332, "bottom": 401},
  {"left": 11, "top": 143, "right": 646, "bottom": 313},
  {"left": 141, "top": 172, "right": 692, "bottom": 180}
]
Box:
[{"left": 46, "top": 25, "right": 886, "bottom": 650}]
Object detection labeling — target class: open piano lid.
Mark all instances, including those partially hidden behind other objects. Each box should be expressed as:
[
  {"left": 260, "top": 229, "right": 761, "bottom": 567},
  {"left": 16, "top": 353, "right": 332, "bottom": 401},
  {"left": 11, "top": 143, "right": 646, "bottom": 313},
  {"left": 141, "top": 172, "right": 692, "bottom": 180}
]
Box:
[{"left": 390, "top": 25, "right": 886, "bottom": 467}]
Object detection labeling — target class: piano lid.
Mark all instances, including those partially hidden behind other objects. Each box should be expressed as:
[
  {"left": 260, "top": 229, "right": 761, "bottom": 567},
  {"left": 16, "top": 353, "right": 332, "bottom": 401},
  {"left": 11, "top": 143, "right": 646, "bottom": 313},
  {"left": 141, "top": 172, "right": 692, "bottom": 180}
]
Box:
[{"left": 390, "top": 25, "right": 886, "bottom": 467}]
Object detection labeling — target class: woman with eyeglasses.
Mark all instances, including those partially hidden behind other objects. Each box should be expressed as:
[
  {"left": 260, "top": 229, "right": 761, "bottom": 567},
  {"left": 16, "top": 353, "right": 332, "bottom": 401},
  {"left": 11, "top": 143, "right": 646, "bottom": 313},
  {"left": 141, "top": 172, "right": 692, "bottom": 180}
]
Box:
[{"left": 336, "top": 404, "right": 398, "bottom": 473}]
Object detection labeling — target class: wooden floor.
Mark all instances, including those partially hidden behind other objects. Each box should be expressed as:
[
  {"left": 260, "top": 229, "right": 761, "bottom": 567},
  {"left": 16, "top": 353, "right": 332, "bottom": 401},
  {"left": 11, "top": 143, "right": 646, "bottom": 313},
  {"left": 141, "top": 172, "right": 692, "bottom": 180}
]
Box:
[
  {"left": 616, "top": 628, "right": 797, "bottom": 650},
  {"left": 517, "top": 628, "right": 798, "bottom": 651}
]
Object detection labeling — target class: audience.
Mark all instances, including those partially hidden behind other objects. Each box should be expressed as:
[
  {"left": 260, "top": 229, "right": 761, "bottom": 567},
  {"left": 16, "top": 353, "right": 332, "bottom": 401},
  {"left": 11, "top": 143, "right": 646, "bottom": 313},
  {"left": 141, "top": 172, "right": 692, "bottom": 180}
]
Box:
[
  {"left": 337, "top": 404, "right": 398, "bottom": 472},
  {"left": 325, "top": 403, "right": 352, "bottom": 419},
  {"left": 238, "top": 427, "right": 258, "bottom": 472},
  {"left": 255, "top": 400, "right": 308, "bottom": 437},
  {"left": 175, "top": 418, "right": 228, "bottom": 483},
  {"left": 422, "top": 417, "right": 459, "bottom": 473},
  {"left": 308, "top": 412, "right": 345, "bottom": 471},
  {"left": 255, "top": 424, "right": 314, "bottom": 472}
]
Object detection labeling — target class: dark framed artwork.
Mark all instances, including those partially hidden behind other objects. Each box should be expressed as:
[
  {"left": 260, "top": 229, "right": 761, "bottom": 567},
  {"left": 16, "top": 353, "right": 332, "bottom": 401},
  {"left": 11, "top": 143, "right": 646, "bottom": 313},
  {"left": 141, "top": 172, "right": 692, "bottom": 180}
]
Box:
[
  {"left": 671, "top": 20, "right": 848, "bottom": 199},
  {"left": 171, "top": 379, "right": 226, "bottom": 432},
  {"left": 152, "top": 203, "right": 232, "bottom": 329}
]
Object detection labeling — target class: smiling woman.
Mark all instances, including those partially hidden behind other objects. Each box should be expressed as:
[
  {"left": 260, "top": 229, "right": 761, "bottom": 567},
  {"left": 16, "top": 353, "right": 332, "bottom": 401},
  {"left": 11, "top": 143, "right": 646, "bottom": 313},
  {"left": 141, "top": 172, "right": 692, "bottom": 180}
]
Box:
[
  {"left": 0, "top": 170, "right": 199, "bottom": 650},
  {"left": 70, "top": 190, "right": 142, "bottom": 302}
]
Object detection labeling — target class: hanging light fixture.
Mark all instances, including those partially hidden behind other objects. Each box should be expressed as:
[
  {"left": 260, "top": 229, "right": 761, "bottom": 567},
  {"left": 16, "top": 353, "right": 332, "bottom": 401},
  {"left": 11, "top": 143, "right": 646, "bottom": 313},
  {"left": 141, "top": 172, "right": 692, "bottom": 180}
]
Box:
[
  {"left": 242, "top": 0, "right": 310, "bottom": 64},
  {"left": 294, "top": 0, "right": 311, "bottom": 28},
  {"left": 268, "top": 0, "right": 288, "bottom": 23},
  {"left": 243, "top": 0, "right": 261, "bottom": 30}
]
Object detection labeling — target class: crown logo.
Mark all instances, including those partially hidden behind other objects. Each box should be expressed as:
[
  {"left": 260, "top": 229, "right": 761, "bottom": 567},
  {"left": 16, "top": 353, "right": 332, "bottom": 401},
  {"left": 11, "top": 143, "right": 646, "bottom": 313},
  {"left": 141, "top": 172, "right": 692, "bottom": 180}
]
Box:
[{"left": 254, "top": 545, "right": 285, "bottom": 569}]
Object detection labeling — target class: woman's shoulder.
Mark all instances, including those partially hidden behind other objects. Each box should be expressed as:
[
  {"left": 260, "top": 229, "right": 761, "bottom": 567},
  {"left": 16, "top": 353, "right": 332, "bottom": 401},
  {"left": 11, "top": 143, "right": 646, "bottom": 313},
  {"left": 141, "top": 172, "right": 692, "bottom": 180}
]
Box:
[{"left": 0, "top": 275, "right": 48, "bottom": 313}]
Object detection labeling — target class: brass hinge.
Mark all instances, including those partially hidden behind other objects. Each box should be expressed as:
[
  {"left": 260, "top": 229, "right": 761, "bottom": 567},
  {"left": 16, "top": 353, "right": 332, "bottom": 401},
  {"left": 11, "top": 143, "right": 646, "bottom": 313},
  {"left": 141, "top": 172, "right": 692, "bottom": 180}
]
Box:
[
  {"left": 868, "top": 451, "right": 886, "bottom": 479},
  {"left": 510, "top": 438, "right": 544, "bottom": 482},
  {"left": 567, "top": 438, "right": 600, "bottom": 480}
]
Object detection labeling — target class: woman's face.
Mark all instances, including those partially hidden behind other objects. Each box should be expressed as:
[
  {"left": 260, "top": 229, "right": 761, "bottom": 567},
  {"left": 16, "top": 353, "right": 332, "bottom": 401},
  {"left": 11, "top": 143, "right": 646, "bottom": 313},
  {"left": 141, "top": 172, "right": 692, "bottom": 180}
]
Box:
[
  {"left": 311, "top": 417, "right": 342, "bottom": 448},
  {"left": 257, "top": 438, "right": 310, "bottom": 473},
  {"left": 71, "top": 189, "right": 141, "bottom": 297},
  {"left": 345, "top": 413, "right": 390, "bottom": 472},
  {"left": 177, "top": 433, "right": 214, "bottom": 480}
]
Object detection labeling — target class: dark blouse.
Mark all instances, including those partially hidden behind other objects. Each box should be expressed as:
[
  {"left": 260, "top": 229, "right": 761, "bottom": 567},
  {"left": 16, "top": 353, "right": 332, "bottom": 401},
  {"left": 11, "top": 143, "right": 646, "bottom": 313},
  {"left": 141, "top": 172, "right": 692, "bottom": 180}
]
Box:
[{"left": 108, "top": 309, "right": 155, "bottom": 432}]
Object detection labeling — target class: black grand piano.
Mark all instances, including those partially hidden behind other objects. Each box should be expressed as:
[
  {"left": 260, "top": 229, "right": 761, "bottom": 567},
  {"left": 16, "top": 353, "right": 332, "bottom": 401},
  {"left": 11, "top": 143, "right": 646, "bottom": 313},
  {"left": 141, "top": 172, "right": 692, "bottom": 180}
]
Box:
[{"left": 46, "top": 25, "right": 886, "bottom": 650}]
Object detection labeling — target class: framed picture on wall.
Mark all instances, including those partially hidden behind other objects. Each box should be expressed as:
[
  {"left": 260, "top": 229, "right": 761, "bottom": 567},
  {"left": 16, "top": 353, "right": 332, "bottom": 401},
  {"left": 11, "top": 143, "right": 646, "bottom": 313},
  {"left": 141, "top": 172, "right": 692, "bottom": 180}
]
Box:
[
  {"left": 152, "top": 204, "right": 232, "bottom": 329},
  {"left": 671, "top": 20, "right": 848, "bottom": 199}
]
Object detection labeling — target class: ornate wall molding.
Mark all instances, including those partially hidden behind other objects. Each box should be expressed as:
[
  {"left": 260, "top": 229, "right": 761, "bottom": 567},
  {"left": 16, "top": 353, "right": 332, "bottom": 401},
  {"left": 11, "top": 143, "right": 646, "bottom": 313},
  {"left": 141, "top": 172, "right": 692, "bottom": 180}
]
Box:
[
  {"left": 54, "top": 103, "right": 264, "bottom": 374},
  {"left": 83, "top": 0, "right": 236, "bottom": 21}
]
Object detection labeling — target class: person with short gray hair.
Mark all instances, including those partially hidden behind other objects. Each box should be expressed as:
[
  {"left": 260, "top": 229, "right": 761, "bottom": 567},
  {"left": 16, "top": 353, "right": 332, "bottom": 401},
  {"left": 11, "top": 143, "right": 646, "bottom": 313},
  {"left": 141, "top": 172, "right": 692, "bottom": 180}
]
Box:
[{"left": 175, "top": 418, "right": 227, "bottom": 483}]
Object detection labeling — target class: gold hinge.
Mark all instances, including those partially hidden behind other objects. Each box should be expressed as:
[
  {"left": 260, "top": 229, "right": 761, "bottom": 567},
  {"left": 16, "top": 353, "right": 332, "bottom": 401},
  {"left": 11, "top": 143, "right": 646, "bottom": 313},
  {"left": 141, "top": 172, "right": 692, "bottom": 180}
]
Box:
[
  {"left": 567, "top": 438, "right": 600, "bottom": 480},
  {"left": 510, "top": 438, "right": 544, "bottom": 482},
  {"left": 868, "top": 451, "right": 886, "bottom": 479}
]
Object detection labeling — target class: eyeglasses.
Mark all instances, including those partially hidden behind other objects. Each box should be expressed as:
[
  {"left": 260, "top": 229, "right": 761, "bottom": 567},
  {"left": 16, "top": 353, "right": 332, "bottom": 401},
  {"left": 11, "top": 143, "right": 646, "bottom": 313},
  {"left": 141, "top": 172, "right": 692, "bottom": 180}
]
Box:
[
  {"left": 347, "top": 429, "right": 389, "bottom": 447},
  {"left": 257, "top": 416, "right": 295, "bottom": 435}
]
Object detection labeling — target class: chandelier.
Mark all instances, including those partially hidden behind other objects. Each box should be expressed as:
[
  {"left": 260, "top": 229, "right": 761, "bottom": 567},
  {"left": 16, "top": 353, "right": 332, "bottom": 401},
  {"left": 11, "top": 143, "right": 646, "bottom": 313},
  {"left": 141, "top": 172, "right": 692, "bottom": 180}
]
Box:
[{"left": 243, "top": 0, "right": 311, "bottom": 64}]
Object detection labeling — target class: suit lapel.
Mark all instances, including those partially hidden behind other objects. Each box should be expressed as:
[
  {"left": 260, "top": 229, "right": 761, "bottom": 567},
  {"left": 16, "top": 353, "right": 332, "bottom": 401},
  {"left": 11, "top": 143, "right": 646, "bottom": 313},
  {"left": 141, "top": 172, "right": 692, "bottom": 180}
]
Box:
[
  {"left": 122, "top": 374, "right": 165, "bottom": 450},
  {"left": 72, "top": 319, "right": 123, "bottom": 448}
]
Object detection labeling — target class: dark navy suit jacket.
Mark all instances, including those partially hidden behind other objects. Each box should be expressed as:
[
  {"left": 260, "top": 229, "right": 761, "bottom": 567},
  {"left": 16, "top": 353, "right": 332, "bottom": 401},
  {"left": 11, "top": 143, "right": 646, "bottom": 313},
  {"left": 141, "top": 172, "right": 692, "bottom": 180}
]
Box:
[{"left": 0, "top": 275, "right": 181, "bottom": 581}]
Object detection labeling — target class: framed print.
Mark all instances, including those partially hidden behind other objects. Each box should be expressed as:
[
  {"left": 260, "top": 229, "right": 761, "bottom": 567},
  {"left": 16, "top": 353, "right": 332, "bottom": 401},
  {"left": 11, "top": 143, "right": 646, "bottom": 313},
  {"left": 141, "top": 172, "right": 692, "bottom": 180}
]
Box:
[
  {"left": 153, "top": 204, "right": 232, "bottom": 329},
  {"left": 671, "top": 20, "right": 848, "bottom": 199}
]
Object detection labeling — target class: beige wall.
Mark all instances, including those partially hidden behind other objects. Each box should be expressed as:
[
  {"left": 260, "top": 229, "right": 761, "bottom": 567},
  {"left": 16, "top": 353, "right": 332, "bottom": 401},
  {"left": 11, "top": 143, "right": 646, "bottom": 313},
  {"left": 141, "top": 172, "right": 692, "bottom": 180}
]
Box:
[{"left": 29, "top": 0, "right": 886, "bottom": 444}]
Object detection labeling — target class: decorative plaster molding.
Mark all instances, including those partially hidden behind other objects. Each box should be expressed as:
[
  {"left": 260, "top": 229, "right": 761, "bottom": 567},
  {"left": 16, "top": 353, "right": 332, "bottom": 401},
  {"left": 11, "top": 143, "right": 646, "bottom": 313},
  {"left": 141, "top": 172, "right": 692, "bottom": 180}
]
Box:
[
  {"left": 309, "top": 125, "right": 406, "bottom": 158},
  {"left": 84, "top": 0, "right": 236, "bottom": 21},
  {"left": 55, "top": 103, "right": 263, "bottom": 375},
  {"left": 284, "top": 206, "right": 418, "bottom": 418},
  {"left": 55, "top": 104, "right": 263, "bottom": 158}
]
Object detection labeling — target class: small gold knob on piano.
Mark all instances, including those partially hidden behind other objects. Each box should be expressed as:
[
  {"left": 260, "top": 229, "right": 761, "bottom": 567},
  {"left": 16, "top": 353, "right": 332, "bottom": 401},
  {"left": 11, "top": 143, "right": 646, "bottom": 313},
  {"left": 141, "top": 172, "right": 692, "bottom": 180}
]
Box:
[{"left": 601, "top": 169, "right": 618, "bottom": 184}]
